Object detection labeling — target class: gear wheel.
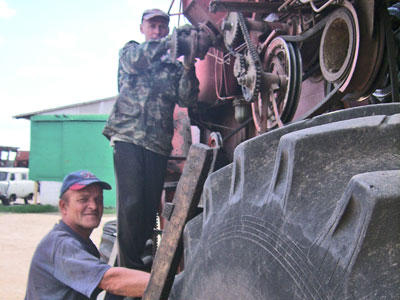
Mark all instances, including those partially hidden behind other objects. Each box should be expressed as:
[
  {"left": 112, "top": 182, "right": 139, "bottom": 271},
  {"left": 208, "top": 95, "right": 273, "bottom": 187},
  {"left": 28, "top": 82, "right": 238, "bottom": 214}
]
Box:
[
  {"left": 230, "top": 13, "right": 262, "bottom": 103},
  {"left": 241, "top": 51, "right": 261, "bottom": 102},
  {"left": 233, "top": 53, "right": 246, "bottom": 78},
  {"left": 222, "top": 12, "right": 244, "bottom": 49},
  {"left": 234, "top": 51, "right": 261, "bottom": 102}
]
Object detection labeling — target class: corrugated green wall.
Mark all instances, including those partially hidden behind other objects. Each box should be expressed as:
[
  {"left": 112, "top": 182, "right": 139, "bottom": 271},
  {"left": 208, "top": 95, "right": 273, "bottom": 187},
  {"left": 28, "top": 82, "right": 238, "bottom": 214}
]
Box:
[{"left": 29, "top": 115, "right": 116, "bottom": 207}]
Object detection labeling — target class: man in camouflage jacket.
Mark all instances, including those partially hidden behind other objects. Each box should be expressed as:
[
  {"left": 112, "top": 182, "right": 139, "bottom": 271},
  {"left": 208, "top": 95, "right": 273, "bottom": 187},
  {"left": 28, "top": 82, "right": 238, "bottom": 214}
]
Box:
[{"left": 103, "top": 8, "right": 199, "bottom": 273}]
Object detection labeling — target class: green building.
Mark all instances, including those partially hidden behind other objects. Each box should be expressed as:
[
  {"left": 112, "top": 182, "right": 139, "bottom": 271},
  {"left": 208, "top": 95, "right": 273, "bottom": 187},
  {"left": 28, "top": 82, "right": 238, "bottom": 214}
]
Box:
[{"left": 15, "top": 97, "right": 117, "bottom": 207}]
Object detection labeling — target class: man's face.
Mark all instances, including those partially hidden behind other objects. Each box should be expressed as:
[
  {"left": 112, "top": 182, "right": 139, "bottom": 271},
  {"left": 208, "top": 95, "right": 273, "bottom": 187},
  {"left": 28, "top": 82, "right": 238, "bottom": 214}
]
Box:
[
  {"left": 59, "top": 184, "right": 104, "bottom": 239},
  {"left": 140, "top": 17, "right": 169, "bottom": 41}
]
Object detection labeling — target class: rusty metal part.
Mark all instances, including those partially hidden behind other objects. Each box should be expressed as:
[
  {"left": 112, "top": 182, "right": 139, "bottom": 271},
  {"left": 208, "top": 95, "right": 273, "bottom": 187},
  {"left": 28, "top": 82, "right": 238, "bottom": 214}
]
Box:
[
  {"left": 184, "top": 30, "right": 198, "bottom": 66},
  {"left": 169, "top": 26, "right": 213, "bottom": 62},
  {"left": 184, "top": 0, "right": 218, "bottom": 28},
  {"left": 279, "top": 0, "right": 297, "bottom": 12},
  {"left": 319, "top": 7, "right": 357, "bottom": 84},
  {"left": 197, "top": 22, "right": 221, "bottom": 52},
  {"left": 222, "top": 11, "right": 288, "bottom": 51},
  {"left": 272, "top": 97, "right": 284, "bottom": 127},
  {"left": 251, "top": 94, "right": 269, "bottom": 134},
  {"left": 234, "top": 50, "right": 261, "bottom": 102},
  {"left": 246, "top": 18, "right": 273, "bottom": 34},
  {"left": 197, "top": 28, "right": 214, "bottom": 59},
  {"left": 222, "top": 12, "right": 243, "bottom": 49},
  {"left": 207, "top": 132, "right": 223, "bottom": 148},
  {"left": 300, "top": 0, "right": 385, "bottom": 101},
  {"left": 280, "top": 12, "right": 330, "bottom": 43},
  {"left": 236, "top": 12, "right": 262, "bottom": 102},
  {"left": 182, "top": 0, "right": 224, "bottom": 50},
  {"left": 233, "top": 97, "right": 251, "bottom": 123},
  {"left": 252, "top": 37, "right": 302, "bottom": 133},
  {"left": 162, "top": 202, "right": 175, "bottom": 221},
  {"left": 309, "top": 0, "right": 336, "bottom": 13},
  {"left": 233, "top": 53, "right": 245, "bottom": 78}
]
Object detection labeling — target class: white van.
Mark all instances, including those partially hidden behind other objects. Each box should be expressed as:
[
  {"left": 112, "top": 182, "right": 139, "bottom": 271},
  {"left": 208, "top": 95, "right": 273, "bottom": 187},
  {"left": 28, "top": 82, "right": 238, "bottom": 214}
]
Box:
[{"left": 0, "top": 168, "right": 36, "bottom": 205}]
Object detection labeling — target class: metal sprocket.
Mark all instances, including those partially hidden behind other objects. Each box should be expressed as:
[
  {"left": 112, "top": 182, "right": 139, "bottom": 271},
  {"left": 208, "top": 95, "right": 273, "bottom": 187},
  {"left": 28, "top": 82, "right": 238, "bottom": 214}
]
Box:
[
  {"left": 236, "top": 13, "right": 262, "bottom": 102},
  {"left": 222, "top": 12, "right": 244, "bottom": 49}
]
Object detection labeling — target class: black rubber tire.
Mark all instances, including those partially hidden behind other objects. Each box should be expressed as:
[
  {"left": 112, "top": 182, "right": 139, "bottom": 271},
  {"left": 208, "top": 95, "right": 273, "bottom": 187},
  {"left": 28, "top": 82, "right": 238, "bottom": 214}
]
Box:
[
  {"left": 1, "top": 197, "right": 10, "bottom": 206},
  {"left": 170, "top": 104, "right": 400, "bottom": 300},
  {"left": 9, "top": 194, "right": 16, "bottom": 202},
  {"left": 24, "top": 193, "right": 33, "bottom": 204},
  {"left": 99, "top": 219, "right": 117, "bottom": 264},
  {"left": 99, "top": 220, "right": 156, "bottom": 268}
]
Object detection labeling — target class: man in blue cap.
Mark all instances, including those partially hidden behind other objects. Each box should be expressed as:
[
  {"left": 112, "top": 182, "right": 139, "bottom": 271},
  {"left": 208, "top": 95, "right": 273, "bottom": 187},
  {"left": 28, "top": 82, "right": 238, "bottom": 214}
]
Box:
[{"left": 25, "top": 170, "right": 150, "bottom": 300}]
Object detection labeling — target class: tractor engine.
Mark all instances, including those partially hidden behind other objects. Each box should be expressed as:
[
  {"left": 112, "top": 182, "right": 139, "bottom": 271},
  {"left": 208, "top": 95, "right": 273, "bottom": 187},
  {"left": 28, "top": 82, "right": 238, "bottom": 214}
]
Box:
[{"left": 169, "top": 0, "right": 399, "bottom": 162}]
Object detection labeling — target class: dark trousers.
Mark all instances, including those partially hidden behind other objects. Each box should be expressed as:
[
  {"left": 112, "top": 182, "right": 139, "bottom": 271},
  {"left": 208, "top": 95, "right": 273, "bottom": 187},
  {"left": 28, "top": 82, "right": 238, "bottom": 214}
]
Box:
[{"left": 113, "top": 141, "right": 168, "bottom": 270}]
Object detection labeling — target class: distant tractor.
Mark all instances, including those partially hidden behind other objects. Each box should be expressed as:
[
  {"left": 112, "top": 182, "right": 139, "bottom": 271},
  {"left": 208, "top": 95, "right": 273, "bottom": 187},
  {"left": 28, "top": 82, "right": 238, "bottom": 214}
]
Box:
[{"left": 0, "top": 146, "right": 29, "bottom": 168}]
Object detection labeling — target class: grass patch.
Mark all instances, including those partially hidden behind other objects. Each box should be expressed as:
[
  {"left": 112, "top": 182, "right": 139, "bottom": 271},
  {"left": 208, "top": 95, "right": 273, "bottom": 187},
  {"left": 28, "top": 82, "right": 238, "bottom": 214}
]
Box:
[
  {"left": 0, "top": 204, "right": 58, "bottom": 213},
  {"left": 104, "top": 207, "right": 116, "bottom": 214},
  {"left": 0, "top": 204, "right": 116, "bottom": 214}
]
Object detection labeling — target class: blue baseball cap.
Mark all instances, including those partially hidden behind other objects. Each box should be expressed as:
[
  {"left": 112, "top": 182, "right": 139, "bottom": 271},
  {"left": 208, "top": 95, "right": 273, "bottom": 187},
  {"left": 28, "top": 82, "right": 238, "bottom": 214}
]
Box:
[{"left": 60, "top": 170, "right": 111, "bottom": 197}]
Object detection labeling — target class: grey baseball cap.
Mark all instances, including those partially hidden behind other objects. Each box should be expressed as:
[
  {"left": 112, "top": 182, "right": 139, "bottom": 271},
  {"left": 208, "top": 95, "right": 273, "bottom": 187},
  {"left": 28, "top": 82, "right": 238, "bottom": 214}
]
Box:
[{"left": 142, "top": 8, "right": 170, "bottom": 23}]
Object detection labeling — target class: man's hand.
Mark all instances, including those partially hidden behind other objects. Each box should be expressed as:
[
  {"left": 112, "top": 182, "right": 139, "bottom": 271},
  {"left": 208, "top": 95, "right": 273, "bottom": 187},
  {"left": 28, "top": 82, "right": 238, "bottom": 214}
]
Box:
[{"left": 99, "top": 267, "right": 150, "bottom": 297}]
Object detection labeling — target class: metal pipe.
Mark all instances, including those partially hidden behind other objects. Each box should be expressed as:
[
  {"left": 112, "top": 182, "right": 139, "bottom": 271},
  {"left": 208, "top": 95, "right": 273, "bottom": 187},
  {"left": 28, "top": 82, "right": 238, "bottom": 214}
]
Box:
[
  {"left": 209, "top": 1, "right": 309, "bottom": 14},
  {"left": 310, "top": 0, "right": 336, "bottom": 13}
]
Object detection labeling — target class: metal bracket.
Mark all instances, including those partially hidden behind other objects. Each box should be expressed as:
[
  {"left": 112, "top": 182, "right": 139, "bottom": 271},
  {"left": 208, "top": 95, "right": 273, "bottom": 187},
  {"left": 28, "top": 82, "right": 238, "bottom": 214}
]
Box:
[{"left": 162, "top": 202, "right": 175, "bottom": 221}]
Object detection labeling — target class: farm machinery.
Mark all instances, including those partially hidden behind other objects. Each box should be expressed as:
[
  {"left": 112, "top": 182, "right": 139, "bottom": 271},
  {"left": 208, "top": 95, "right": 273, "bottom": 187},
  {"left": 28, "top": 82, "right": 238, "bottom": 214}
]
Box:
[{"left": 105, "top": 1, "right": 400, "bottom": 299}]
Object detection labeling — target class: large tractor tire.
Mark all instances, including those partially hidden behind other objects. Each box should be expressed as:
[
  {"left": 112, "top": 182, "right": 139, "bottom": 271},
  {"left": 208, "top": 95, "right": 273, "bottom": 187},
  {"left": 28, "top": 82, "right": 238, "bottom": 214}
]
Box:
[
  {"left": 99, "top": 219, "right": 117, "bottom": 263},
  {"left": 170, "top": 103, "right": 400, "bottom": 300}
]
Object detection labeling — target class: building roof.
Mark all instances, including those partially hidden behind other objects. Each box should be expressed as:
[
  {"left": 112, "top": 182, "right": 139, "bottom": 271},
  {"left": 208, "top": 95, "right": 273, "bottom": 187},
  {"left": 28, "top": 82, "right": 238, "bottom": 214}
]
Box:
[
  {"left": 0, "top": 167, "right": 29, "bottom": 173},
  {"left": 14, "top": 96, "right": 117, "bottom": 120}
]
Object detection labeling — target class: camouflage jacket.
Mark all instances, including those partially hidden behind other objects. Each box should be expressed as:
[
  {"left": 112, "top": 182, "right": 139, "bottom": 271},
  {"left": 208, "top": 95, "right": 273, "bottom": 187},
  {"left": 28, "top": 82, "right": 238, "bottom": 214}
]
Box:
[{"left": 103, "top": 39, "right": 200, "bottom": 156}]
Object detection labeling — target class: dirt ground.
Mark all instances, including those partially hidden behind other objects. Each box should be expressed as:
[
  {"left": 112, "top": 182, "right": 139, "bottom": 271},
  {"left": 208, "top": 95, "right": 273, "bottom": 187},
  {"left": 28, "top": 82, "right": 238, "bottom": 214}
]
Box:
[{"left": 0, "top": 210, "right": 116, "bottom": 300}]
